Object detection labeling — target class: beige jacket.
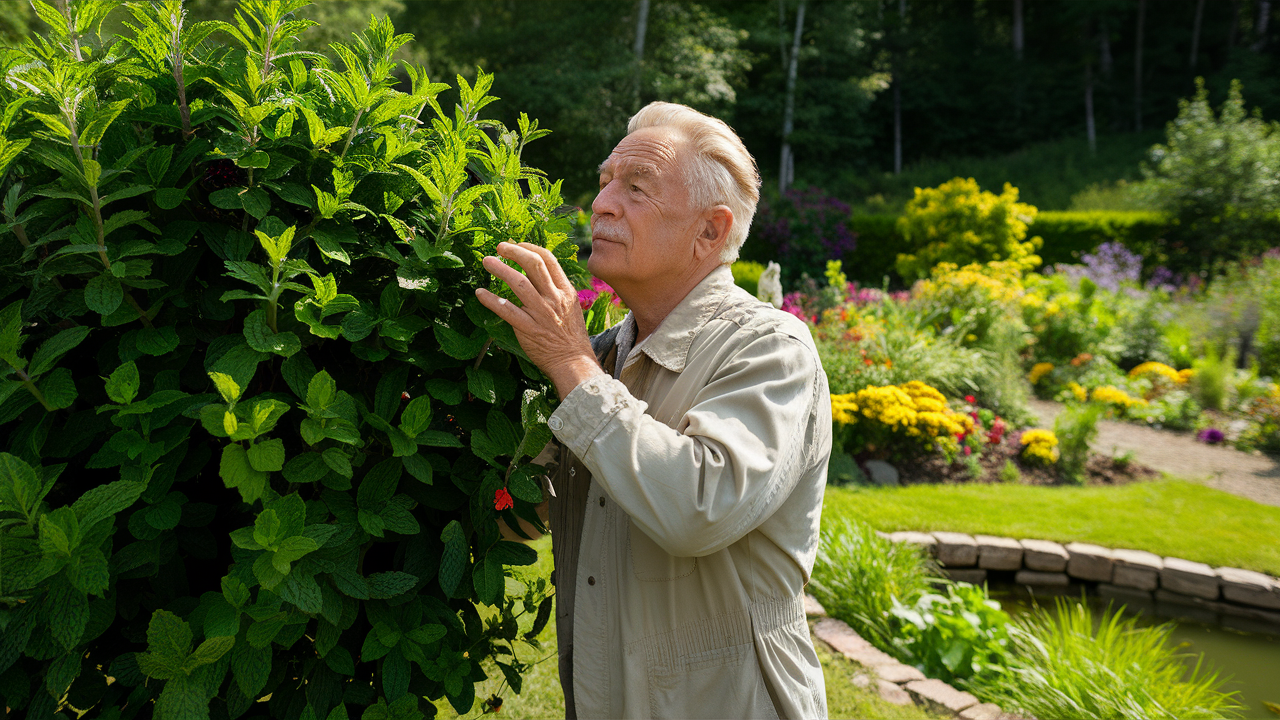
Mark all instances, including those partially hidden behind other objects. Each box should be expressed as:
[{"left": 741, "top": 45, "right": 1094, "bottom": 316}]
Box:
[{"left": 545, "top": 266, "right": 830, "bottom": 720}]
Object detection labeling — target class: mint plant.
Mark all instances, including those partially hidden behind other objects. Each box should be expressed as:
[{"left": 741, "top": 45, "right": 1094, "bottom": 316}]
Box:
[{"left": 0, "top": 2, "right": 571, "bottom": 717}]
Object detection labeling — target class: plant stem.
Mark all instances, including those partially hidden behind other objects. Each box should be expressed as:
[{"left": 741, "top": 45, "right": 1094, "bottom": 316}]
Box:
[
  {"left": 340, "top": 109, "right": 364, "bottom": 159},
  {"left": 125, "top": 293, "right": 155, "bottom": 329},
  {"left": 170, "top": 19, "right": 192, "bottom": 140},
  {"left": 55, "top": 0, "right": 82, "bottom": 61},
  {"left": 14, "top": 366, "right": 53, "bottom": 412}
]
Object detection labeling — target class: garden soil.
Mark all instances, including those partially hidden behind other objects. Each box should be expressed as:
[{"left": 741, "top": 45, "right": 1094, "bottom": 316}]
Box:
[{"left": 1030, "top": 400, "right": 1280, "bottom": 508}]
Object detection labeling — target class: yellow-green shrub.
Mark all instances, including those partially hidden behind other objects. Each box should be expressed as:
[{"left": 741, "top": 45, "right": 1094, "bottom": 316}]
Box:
[{"left": 895, "top": 178, "right": 1043, "bottom": 281}]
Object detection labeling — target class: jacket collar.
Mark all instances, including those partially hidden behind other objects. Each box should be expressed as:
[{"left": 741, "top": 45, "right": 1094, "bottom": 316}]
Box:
[{"left": 630, "top": 264, "right": 737, "bottom": 374}]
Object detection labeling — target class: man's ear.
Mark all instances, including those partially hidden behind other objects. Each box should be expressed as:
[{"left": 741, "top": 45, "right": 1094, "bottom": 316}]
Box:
[{"left": 694, "top": 205, "right": 734, "bottom": 262}]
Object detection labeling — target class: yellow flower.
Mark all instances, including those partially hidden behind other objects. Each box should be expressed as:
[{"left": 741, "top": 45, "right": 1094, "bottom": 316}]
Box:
[
  {"left": 1068, "top": 382, "right": 1088, "bottom": 402},
  {"left": 1091, "top": 385, "right": 1147, "bottom": 408},
  {"left": 1020, "top": 428, "right": 1059, "bottom": 464},
  {"left": 1028, "top": 362, "right": 1054, "bottom": 384},
  {"left": 1129, "top": 362, "right": 1182, "bottom": 384},
  {"left": 1177, "top": 368, "right": 1195, "bottom": 384},
  {"left": 830, "top": 382, "right": 972, "bottom": 443}
]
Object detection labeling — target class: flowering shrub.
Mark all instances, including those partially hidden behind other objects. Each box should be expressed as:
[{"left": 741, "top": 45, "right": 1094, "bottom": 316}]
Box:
[
  {"left": 1051, "top": 242, "right": 1142, "bottom": 292},
  {"left": 1028, "top": 362, "right": 1055, "bottom": 385},
  {"left": 1090, "top": 385, "right": 1148, "bottom": 410},
  {"left": 895, "top": 178, "right": 1043, "bottom": 282},
  {"left": 1129, "top": 362, "right": 1189, "bottom": 385},
  {"left": 1237, "top": 384, "right": 1280, "bottom": 454},
  {"left": 913, "top": 260, "right": 1027, "bottom": 347},
  {"left": 750, "top": 187, "right": 857, "bottom": 288},
  {"left": 1020, "top": 429, "right": 1060, "bottom": 465},
  {"left": 830, "top": 381, "right": 974, "bottom": 460}
]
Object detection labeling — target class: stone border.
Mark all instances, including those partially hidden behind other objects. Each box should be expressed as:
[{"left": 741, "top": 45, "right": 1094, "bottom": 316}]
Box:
[
  {"left": 883, "top": 531, "right": 1280, "bottom": 636},
  {"left": 807, "top": 600, "right": 1016, "bottom": 720}
]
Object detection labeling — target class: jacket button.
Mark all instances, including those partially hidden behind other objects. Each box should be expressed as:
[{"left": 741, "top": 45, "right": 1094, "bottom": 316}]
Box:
[
  {"left": 598, "top": 496, "right": 606, "bottom": 507},
  {"left": 548, "top": 416, "right": 563, "bottom": 431},
  {"left": 587, "top": 576, "right": 596, "bottom": 586}
]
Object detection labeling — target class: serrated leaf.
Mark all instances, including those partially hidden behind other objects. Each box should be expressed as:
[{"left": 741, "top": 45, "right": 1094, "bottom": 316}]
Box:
[
  {"left": 321, "top": 448, "right": 352, "bottom": 478},
  {"left": 85, "top": 274, "right": 124, "bottom": 315},
  {"left": 220, "top": 444, "right": 268, "bottom": 503},
  {"left": 29, "top": 326, "right": 91, "bottom": 377},
  {"left": 466, "top": 366, "right": 496, "bottom": 404},
  {"left": 398, "top": 396, "right": 431, "bottom": 438},
  {"left": 367, "top": 571, "right": 418, "bottom": 600},
  {"left": 48, "top": 581, "right": 89, "bottom": 650},
  {"left": 106, "top": 361, "right": 140, "bottom": 404},
  {"left": 438, "top": 520, "right": 467, "bottom": 597},
  {"left": 247, "top": 438, "right": 285, "bottom": 472},
  {"left": 282, "top": 451, "right": 328, "bottom": 483},
  {"left": 184, "top": 635, "right": 235, "bottom": 672},
  {"left": 244, "top": 310, "right": 300, "bottom": 357},
  {"left": 472, "top": 553, "right": 502, "bottom": 605}
]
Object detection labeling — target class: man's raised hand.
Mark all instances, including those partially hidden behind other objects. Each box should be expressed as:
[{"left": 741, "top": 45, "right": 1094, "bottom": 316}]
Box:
[{"left": 475, "top": 242, "right": 604, "bottom": 400}]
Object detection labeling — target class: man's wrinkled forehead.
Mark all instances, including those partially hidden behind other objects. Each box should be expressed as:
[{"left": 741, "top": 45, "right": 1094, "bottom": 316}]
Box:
[{"left": 598, "top": 127, "right": 685, "bottom": 179}]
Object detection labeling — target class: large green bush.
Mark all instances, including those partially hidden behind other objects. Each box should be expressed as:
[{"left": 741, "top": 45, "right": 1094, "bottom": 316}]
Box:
[
  {"left": 0, "top": 2, "right": 570, "bottom": 717},
  {"left": 1145, "top": 79, "right": 1280, "bottom": 273},
  {"left": 893, "top": 178, "right": 1042, "bottom": 282}
]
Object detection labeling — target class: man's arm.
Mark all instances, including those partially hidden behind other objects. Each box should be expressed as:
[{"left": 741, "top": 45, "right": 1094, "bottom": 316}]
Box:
[{"left": 550, "top": 330, "right": 819, "bottom": 557}]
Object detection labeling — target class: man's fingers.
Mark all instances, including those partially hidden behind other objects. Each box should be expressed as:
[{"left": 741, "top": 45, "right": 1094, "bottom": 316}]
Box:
[
  {"left": 519, "top": 242, "right": 575, "bottom": 293},
  {"left": 481, "top": 256, "right": 546, "bottom": 311},
  {"left": 497, "top": 242, "right": 557, "bottom": 297},
  {"left": 475, "top": 287, "right": 534, "bottom": 330}
]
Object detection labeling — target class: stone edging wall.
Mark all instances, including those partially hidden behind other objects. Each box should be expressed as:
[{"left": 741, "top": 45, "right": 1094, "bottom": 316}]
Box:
[
  {"left": 883, "top": 531, "right": 1280, "bottom": 635},
  {"left": 806, "top": 600, "right": 1019, "bottom": 720}
]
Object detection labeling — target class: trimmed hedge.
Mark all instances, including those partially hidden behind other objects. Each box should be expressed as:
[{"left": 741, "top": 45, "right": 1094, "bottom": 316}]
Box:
[
  {"left": 838, "top": 211, "right": 1173, "bottom": 288},
  {"left": 1032, "top": 211, "right": 1171, "bottom": 267}
]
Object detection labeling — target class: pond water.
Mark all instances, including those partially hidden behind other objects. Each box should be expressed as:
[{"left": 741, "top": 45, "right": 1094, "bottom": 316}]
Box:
[{"left": 992, "top": 590, "right": 1280, "bottom": 719}]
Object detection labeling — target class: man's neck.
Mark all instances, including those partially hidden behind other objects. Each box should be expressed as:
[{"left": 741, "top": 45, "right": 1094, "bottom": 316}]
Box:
[{"left": 618, "top": 262, "right": 723, "bottom": 343}]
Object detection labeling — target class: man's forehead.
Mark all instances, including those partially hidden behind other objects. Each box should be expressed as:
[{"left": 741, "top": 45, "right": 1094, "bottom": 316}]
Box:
[{"left": 598, "top": 127, "right": 685, "bottom": 176}]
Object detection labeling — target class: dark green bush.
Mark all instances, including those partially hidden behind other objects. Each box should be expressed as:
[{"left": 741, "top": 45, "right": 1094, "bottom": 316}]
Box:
[
  {"left": 1031, "top": 211, "right": 1170, "bottom": 268},
  {"left": 0, "top": 2, "right": 569, "bottom": 717}
]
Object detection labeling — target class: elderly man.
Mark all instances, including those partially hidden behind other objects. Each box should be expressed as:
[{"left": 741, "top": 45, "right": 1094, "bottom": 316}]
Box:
[{"left": 476, "top": 102, "right": 830, "bottom": 719}]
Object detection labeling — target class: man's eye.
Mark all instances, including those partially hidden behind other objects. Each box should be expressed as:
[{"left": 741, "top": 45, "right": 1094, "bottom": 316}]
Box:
[{"left": 630, "top": 185, "right": 641, "bottom": 193}]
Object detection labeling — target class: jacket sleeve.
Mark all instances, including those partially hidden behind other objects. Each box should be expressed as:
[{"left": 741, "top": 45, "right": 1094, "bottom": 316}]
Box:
[{"left": 546, "top": 329, "right": 821, "bottom": 558}]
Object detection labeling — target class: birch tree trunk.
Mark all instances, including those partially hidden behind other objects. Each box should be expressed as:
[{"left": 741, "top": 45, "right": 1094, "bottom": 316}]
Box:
[
  {"left": 779, "top": 0, "right": 806, "bottom": 194},
  {"left": 1013, "top": 0, "right": 1024, "bottom": 61},
  {"left": 1134, "top": 0, "right": 1146, "bottom": 131},
  {"left": 893, "top": 0, "right": 906, "bottom": 175},
  {"left": 1190, "top": 0, "right": 1206, "bottom": 67},
  {"left": 1252, "top": 0, "right": 1272, "bottom": 51},
  {"left": 1085, "top": 59, "right": 1096, "bottom": 154},
  {"left": 633, "top": 0, "right": 650, "bottom": 111}
]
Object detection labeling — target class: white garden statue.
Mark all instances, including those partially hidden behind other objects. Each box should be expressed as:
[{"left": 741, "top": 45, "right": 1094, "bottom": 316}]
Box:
[{"left": 757, "top": 261, "right": 783, "bottom": 308}]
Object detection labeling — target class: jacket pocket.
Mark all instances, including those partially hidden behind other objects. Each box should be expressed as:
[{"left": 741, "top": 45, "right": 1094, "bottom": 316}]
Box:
[
  {"left": 648, "top": 642, "right": 779, "bottom": 719},
  {"left": 628, "top": 519, "right": 697, "bottom": 582}
]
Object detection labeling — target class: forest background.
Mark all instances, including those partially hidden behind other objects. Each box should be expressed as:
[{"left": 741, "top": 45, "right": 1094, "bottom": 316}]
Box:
[{"left": 6, "top": 0, "right": 1272, "bottom": 214}]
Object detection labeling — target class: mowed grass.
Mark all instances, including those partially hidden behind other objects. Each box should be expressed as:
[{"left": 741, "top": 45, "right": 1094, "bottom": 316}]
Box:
[
  {"left": 435, "top": 536, "right": 944, "bottom": 720},
  {"left": 822, "top": 479, "right": 1280, "bottom": 575}
]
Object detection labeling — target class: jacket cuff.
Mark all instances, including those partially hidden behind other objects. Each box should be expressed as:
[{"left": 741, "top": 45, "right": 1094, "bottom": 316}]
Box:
[{"left": 547, "top": 372, "right": 632, "bottom": 458}]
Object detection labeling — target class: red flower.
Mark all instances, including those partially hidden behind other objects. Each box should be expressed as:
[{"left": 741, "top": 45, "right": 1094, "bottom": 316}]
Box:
[
  {"left": 494, "top": 487, "right": 514, "bottom": 511},
  {"left": 965, "top": 395, "right": 976, "bottom": 404},
  {"left": 963, "top": 446, "right": 972, "bottom": 456}
]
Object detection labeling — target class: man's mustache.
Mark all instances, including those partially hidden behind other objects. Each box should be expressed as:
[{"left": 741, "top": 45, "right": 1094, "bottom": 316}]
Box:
[{"left": 590, "top": 223, "right": 627, "bottom": 243}]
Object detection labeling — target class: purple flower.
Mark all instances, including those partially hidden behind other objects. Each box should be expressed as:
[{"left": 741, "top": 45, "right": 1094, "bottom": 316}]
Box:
[
  {"left": 1055, "top": 242, "right": 1144, "bottom": 292},
  {"left": 1197, "top": 428, "right": 1225, "bottom": 444}
]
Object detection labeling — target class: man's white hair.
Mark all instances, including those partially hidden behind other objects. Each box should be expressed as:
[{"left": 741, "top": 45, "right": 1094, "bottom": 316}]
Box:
[{"left": 627, "top": 102, "right": 760, "bottom": 265}]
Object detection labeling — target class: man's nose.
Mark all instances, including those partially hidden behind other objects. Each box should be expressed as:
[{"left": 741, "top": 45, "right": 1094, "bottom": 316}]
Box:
[{"left": 591, "top": 180, "right": 620, "bottom": 218}]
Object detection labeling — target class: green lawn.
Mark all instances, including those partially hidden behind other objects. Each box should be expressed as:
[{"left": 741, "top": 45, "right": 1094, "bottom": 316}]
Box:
[
  {"left": 435, "top": 536, "right": 942, "bottom": 720},
  {"left": 822, "top": 479, "right": 1280, "bottom": 575}
]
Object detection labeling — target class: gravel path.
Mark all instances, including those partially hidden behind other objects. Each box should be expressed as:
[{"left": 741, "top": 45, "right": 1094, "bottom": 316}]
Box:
[{"left": 1029, "top": 399, "right": 1280, "bottom": 508}]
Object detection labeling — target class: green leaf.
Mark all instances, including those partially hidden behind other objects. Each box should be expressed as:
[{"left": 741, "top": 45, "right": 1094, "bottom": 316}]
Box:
[
  {"left": 208, "top": 371, "right": 241, "bottom": 403},
  {"left": 0, "top": 452, "right": 44, "bottom": 518},
  {"left": 80, "top": 99, "right": 132, "bottom": 147},
  {"left": 48, "top": 581, "right": 90, "bottom": 650},
  {"left": 398, "top": 396, "right": 432, "bottom": 438},
  {"left": 235, "top": 151, "right": 270, "bottom": 169},
  {"left": 472, "top": 553, "right": 502, "bottom": 605},
  {"left": 232, "top": 639, "right": 272, "bottom": 695},
  {"left": 222, "top": 576, "right": 250, "bottom": 609},
  {"left": 139, "top": 609, "right": 192, "bottom": 679},
  {"left": 367, "top": 571, "right": 418, "bottom": 600},
  {"left": 488, "top": 540, "right": 538, "bottom": 567},
  {"left": 29, "top": 326, "right": 91, "bottom": 377},
  {"left": 438, "top": 520, "right": 468, "bottom": 597},
  {"left": 434, "top": 322, "right": 487, "bottom": 360},
  {"left": 242, "top": 187, "right": 270, "bottom": 219},
  {"left": 156, "top": 187, "right": 187, "bottom": 209},
  {"left": 306, "top": 370, "right": 336, "bottom": 411},
  {"left": 106, "top": 361, "right": 140, "bottom": 404},
  {"left": 220, "top": 444, "right": 268, "bottom": 503},
  {"left": 402, "top": 453, "right": 433, "bottom": 484},
  {"left": 72, "top": 478, "right": 146, "bottom": 529},
  {"left": 208, "top": 187, "right": 244, "bottom": 210},
  {"left": 244, "top": 310, "right": 301, "bottom": 357},
  {"left": 247, "top": 438, "right": 285, "bottom": 472},
  {"left": 184, "top": 636, "right": 235, "bottom": 672},
  {"left": 135, "top": 326, "right": 181, "bottom": 356},
  {"left": 41, "top": 367, "right": 78, "bottom": 410},
  {"left": 282, "top": 452, "right": 329, "bottom": 483},
  {"left": 466, "top": 366, "right": 496, "bottom": 404},
  {"left": 506, "top": 464, "right": 544, "bottom": 504},
  {"left": 85, "top": 274, "right": 124, "bottom": 316},
  {"left": 322, "top": 448, "right": 352, "bottom": 478},
  {"left": 374, "top": 366, "right": 408, "bottom": 421},
  {"left": 153, "top": 674, "right": 209, "bottom": 720},
  {"left": 357, "top": 458, "right": 401, "bottom": 508}
]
